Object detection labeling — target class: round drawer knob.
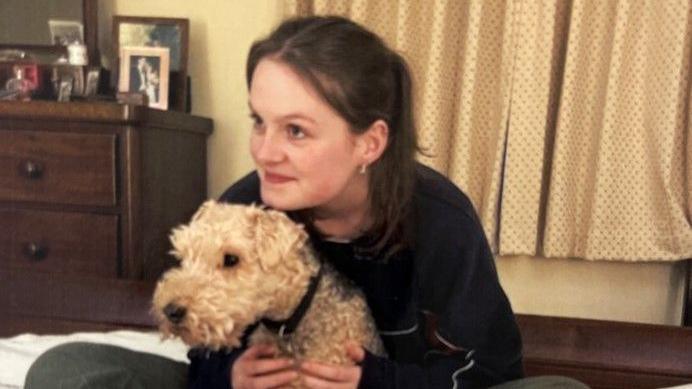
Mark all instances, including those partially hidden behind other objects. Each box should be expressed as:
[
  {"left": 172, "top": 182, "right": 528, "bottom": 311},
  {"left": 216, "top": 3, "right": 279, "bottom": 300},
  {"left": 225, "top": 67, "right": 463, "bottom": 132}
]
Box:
[
  {"left": 23, "top": 242, "right": 48, "bottom": 261},
  {"left": 21, "top": 160, "right": 44, "bottom": 179}
]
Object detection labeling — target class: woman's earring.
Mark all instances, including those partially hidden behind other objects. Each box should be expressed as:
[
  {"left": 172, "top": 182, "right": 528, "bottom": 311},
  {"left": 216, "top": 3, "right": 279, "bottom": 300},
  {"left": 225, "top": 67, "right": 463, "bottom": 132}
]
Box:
[{"left": 359, "top": 164, "right": 367, "bottom": 175}]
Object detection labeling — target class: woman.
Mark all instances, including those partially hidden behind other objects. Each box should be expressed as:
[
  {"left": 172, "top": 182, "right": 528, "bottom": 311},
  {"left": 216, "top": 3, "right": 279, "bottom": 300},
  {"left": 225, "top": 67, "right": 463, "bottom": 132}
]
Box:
[
  {"left": 26, "top": 15, "right": 587, "bottom": 389},
  {"left": 193, "top": 15, "right": 585, "bottom": 389}
]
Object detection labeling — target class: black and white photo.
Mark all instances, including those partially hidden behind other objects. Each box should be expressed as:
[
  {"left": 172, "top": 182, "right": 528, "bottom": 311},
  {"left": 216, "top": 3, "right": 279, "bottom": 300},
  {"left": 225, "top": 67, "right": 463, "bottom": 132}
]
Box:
[
  {"left": 48, "top": 19, "right": 84, "bottom": 46},
  {"left": 84, "top": 68, "right": 100, "bottom": 96},
  {"left": 118, "top": 46, "right": 170, "bottom": 110}
]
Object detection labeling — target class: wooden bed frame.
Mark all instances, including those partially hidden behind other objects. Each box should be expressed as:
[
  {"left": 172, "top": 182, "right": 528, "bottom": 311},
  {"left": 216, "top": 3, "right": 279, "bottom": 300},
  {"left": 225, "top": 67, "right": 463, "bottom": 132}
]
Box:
[
  {"left": 518, "top": 314, "right": 692, "bottom": 389},
  {"left": 2, "top": 276, "right": 691, "bottom": 389}
]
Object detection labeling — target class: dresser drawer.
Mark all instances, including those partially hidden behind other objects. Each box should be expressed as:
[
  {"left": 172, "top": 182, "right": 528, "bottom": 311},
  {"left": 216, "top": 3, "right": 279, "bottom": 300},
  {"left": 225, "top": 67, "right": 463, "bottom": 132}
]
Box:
[
  {"left": 0, "top": 209, "right": 118, "bottom": 277},
  {"left": 0, "top": 130, "right": 117, "bottom": 206}
]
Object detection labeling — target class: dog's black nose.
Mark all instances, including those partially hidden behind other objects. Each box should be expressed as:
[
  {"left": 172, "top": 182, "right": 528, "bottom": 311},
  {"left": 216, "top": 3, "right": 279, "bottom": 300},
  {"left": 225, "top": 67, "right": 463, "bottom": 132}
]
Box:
[{"left": 163, "top": 303, "right": 187, "bottom": 324}]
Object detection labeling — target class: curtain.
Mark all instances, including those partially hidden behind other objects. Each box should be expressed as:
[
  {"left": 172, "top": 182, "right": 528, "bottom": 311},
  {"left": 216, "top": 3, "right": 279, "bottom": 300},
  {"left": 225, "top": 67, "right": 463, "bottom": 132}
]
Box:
[
  {"left": 283, "top": 0, "right": 692, "bottom": 262},
  {"left": 534, "top": 1, "right": 691, "bottom": 261}
]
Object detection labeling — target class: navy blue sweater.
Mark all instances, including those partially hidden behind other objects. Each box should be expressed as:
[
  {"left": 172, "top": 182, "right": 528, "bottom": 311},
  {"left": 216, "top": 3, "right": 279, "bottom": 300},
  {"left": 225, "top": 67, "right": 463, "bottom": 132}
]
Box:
[{"left": 188, "top": 163, "right": 523, "bottom": 388}]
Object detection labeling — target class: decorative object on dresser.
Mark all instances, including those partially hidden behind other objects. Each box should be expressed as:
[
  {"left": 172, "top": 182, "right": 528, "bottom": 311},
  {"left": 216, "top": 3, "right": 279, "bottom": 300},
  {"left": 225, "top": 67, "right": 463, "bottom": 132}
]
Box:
[
  {"left": 118, "top": 46, "right": 170, "bottom": 110},
  {"left": 1, "top": 1, "right": 108, "bottom": 103},
  {"left": 1, "top": 63, "right": 40, "bottom": 101},
  {"left": 50, "top": 64, "right": 84, "bottom": 100},
  {"left": 0, "top": 100, "right": 213, "bottom": 336},
  {"left": 48, "top": 19, "right": 84, "bottom": 46},
  {"left": 83, "top": 66, "right": 101, "bottom": 97},
  {"left": 113, "top": 16, "right": 189, "bottom": 112}
]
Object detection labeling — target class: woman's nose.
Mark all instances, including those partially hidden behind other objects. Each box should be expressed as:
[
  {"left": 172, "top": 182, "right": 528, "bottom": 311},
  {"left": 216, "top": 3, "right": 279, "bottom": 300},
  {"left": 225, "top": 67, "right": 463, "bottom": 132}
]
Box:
[{"left": 253, "top": 130, "right": 285, "bottom": 163}]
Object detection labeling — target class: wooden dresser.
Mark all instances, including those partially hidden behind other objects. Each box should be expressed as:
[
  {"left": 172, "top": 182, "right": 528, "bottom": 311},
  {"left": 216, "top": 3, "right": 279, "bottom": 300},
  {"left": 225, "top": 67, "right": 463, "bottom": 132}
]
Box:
[{"left": 0, "top": 101, "right": 212, "bottom": 335}]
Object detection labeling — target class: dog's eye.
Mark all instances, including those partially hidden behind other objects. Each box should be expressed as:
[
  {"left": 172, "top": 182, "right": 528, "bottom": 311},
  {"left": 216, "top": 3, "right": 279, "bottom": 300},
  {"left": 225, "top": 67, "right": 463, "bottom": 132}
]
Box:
[{"left": 223, "top": 254, "right": 239, "bottom": 267}]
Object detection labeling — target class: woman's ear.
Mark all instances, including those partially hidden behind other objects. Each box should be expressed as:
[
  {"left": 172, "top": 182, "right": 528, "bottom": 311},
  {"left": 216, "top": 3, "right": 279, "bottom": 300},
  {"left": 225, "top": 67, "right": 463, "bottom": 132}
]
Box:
[{"left": 357, "top": 119, "right": 389, "bottom": 165}]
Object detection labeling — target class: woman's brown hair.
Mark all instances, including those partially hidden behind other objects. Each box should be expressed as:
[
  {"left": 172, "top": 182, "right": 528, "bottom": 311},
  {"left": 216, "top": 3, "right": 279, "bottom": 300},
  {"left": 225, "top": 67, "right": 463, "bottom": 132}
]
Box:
[{"left": 247, "top": 16, "right": 419, "bottom": 257}]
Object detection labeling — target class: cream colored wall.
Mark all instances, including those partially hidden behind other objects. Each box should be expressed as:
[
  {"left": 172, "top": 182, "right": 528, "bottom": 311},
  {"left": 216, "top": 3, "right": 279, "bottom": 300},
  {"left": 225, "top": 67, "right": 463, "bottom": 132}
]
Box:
[
  {"left": 497, "top": 256, "right": 685, "bottom": 325},
  {"left": 99, "top": 1, "right": 686, "bottom": 326}
]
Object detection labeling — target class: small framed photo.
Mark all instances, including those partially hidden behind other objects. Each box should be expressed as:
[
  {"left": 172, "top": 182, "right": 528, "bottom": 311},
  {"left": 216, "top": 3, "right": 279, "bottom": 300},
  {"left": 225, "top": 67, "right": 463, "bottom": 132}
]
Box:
[
  {"left": 48, "top": 20, "right": 84, "bottom": 46},
  {"left": 1, "top": 63, "right": 40, "bottom": 101},
  {"left": 84, "top": 67, "right": 101, "bottom": 96},
  {"left": 57, "top": 78, "right": 73, "bottom": 102},
  {"left": 113, "top": 16, "right": 188, "bottom": 111},
  {"left": 118, "top": 46, "right": 170, "bottom": 110}
]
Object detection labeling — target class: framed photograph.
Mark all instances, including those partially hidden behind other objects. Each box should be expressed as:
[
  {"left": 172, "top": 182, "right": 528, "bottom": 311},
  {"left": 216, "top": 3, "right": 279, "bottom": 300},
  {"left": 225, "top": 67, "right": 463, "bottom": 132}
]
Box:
[
  {"left": 57, "top": 79, "right": 73, "bottom": 102},
  {"left": 1, "top": 63, "right": 40, "bottom": 100},
  {"left": 118, "top": 46, "right": 170, "bottom": 110},
  {"left": 113, "top": 16, "right": 188, "bottom": 111},
  {"left": 84, "top": 67, "right": 100, "bottom": 96},
  {"left": 48, "top": 20, "right": 84, "bottom": 46}
]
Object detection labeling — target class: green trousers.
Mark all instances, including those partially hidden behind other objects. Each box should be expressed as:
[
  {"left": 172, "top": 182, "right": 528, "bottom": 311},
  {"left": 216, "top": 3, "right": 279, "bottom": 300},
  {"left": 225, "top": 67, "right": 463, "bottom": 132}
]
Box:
[
  {"left": 25, "top": 342, "right": 589, "bottom": 389},
  {"left": 25, "top": 342, "right": 188, "bottom": 389}
]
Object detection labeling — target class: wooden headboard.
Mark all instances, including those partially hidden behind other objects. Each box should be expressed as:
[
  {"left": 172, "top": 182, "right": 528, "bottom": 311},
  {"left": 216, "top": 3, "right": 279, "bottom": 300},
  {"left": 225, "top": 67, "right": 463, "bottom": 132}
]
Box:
[{"left": 518, "top": 314, "right": 692, "bottom": 389}]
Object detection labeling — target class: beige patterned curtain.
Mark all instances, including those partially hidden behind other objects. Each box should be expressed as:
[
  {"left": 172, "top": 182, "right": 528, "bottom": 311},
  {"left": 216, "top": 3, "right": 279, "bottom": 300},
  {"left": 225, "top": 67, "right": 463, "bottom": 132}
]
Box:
[{"left": 283, "top": 0, "right": 692, "bottom": 262}]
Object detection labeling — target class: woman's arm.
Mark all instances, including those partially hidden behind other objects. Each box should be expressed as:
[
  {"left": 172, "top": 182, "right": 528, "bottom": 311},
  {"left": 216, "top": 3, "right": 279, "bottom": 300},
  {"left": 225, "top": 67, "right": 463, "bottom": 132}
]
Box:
[{"left": 408, "top": 187, "right": 524, "bottom": 388}]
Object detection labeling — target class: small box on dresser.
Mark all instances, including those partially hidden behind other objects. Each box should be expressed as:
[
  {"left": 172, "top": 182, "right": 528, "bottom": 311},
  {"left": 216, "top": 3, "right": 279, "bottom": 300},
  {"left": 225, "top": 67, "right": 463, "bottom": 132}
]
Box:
[{"left": 0, "top": 100, "right": 213, "bottom": 335}]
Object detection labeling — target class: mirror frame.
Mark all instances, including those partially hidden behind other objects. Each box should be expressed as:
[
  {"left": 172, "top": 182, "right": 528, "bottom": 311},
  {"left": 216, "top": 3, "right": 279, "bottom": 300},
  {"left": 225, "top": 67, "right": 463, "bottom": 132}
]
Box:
[{"left": 0, "top": 0, "right": 99, "bottom": 66}]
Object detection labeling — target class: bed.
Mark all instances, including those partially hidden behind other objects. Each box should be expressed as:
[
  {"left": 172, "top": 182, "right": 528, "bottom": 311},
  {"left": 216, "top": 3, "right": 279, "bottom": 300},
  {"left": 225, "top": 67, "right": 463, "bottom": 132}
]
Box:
[
  {"left": 518, "top": 315, "right": 692, "bottom": 389},
  {"left": 3, "top": 316, "right": 692, "bottom": 389},
  {"left": 2, "top": 276, "right": 692, "bottom": 389},
  {"left": 0, "top": 331, "right": 187, "bottom": 389}
]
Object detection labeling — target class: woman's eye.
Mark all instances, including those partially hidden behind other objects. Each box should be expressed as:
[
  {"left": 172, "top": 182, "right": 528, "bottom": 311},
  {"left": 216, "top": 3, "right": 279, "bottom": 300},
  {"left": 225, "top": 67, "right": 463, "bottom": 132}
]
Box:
[
  {"left": 223, "top": 254, "right": 239, "bottom": 267},
  {"left": 250, "top": 114, "right": 264, "bottom": 130},
  {"left": 287, "top": 125, "right": 306, "bottom": 139}
]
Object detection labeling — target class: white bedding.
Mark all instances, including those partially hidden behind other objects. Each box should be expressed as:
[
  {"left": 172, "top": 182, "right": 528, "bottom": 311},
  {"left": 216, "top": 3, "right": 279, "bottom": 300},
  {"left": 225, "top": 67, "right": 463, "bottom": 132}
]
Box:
[{"left": 0, "top": 331, "right": 188, "bottom": 389}]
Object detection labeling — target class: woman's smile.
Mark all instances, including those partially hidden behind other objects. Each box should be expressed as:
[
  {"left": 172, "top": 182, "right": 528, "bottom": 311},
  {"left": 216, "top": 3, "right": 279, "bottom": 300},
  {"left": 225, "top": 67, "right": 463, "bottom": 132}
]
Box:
[{"left": 262, "top": 171, "right": 295, "bottom": 184}]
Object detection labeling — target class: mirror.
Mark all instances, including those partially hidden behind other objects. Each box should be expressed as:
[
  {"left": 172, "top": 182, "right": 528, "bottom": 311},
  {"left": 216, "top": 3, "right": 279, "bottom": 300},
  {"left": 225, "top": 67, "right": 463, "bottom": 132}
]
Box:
[{"left": 0, "top": 0, "right": 99, "bottom": 65}]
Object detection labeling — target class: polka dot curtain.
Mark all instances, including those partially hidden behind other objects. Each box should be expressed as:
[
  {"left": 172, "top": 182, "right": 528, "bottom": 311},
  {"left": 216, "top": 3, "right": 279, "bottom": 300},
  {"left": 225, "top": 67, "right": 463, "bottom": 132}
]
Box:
[{"left": 283, "top": 0, "right": 692, "bottom": 262}]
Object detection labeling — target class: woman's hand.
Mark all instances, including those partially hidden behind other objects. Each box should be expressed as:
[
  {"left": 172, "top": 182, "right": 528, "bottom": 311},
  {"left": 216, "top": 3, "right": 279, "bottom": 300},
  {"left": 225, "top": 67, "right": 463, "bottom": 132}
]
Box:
[
  {"left": 231, "top": 344, "right": 298, "bottom": 389},
  {"left": 299, "top": 343, "right": 365, "bottom": 389}
]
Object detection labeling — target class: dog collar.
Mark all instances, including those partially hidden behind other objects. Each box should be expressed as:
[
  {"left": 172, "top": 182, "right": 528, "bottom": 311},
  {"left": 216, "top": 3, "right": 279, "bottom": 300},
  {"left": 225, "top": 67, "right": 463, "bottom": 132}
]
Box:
[{"left": 261, "top": 264, "right": 323, "bottom": 338}]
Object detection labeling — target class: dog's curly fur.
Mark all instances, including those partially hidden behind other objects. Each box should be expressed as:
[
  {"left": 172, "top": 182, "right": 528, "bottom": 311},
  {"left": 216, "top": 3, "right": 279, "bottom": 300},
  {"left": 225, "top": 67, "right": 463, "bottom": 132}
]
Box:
[{"left": 153, "top": 200, "right": 385, "bottom": 367}]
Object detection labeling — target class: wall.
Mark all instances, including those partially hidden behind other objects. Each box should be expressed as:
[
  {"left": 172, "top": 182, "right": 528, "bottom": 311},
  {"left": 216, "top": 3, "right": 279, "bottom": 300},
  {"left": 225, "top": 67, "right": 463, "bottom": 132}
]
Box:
[
  {"left": 497, "top": 256, "right": 685, "bottom": 324},
  {"left": 100, "top": 0, "right": 686, "bottom": 326}
]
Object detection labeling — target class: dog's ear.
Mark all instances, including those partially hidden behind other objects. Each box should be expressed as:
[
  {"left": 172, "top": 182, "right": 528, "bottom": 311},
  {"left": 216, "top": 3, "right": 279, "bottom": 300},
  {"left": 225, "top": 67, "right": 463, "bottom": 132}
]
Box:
[
  {"left": 168, "top": 225, "right": 187, "bottom": 261},
  {"left": 251, "top": 207, "right": 308, "bottom": 271},
  {"left": 167, "top": 200, "right": 216, "bottom": 261}
]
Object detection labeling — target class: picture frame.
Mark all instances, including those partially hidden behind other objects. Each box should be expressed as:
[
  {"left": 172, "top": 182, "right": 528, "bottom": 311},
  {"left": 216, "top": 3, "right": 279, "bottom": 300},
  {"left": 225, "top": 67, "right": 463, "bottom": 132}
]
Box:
[
  {"left": 84, "top": 67, "right": 101, "bottom": 96},
  {"left": 57, "top": 78, "right": 73, "bottom": 102},
  {"left": 0, "top": 62, "right": 40, "bottom": 101},
  {"left": 48, "top": 19, "right": 84, "bottom": 46},
  {"left": 20, "top": 63, "right": 39, "bottom": 90},
  {"left": 118, "top": 46, "right": 170, "bottom": 110},
  {"left": 113, "top": 16, "right": 188, "bottom": 111}
]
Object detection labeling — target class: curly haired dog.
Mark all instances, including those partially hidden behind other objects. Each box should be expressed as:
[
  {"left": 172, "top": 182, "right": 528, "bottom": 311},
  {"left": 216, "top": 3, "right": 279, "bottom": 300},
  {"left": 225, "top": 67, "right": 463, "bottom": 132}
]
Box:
[{"left": 153, "top": 200, "right": 385, "bottom": 367}]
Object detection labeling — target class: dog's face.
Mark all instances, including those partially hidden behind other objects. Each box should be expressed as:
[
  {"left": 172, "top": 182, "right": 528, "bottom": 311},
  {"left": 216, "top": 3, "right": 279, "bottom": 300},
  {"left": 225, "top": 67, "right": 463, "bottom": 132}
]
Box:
[{"left": 152, "top": 201, "right": 312, "bottom": 350}]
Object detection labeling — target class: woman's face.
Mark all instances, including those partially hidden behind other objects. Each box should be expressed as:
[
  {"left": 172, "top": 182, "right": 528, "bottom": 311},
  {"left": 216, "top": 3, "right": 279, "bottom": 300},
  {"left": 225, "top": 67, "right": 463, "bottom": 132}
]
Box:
[{"left": 248, "top": 58, "right": 367, "bottom": 213}]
